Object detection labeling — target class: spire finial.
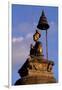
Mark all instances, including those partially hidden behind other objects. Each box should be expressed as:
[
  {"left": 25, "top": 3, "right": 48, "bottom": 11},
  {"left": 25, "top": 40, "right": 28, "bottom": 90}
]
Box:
[{"left": 42, "top": 10, "right": 45, "bottom": 17}]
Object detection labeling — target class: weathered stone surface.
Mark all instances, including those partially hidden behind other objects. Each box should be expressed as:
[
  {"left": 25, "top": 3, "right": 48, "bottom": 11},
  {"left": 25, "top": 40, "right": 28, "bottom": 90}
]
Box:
[
  {"left": 28, "top": 70, "right": 54, "bottom": 77},
  {"left": 18, "top": 58, "right": 54, "bottom": 77},
  {"left": 15, "top": 58, "right": 56, "bottom": 85},
  {"left": 15, "top": 76, "right": 56, "bottom": 85}
]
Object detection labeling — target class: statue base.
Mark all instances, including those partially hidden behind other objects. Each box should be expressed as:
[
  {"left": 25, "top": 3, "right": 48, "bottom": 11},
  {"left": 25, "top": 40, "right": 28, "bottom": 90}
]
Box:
[{"left": 15, "top": 57, "right": 56, "bottom": 85}]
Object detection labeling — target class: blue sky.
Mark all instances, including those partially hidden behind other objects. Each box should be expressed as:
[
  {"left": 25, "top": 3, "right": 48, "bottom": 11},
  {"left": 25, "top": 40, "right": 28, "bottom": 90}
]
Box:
[{"left": 12, "top": 4, "right": 58, "bottom": 85}]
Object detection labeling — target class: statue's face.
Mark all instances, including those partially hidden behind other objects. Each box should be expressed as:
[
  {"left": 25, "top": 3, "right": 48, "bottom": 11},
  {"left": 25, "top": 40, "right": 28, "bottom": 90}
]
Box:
[{"left": 33, "top": 33, "right": 39, "bottom": 41}]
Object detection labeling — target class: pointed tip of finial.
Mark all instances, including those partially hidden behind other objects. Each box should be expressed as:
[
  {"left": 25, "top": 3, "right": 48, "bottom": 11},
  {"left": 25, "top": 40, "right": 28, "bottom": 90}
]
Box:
[{"left": 42, "top": 10, "right": 45, "bottom": 16}]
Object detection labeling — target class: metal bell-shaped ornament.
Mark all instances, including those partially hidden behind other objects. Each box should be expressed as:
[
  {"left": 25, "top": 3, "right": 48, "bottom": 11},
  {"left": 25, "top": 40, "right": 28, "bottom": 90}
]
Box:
[{"left": 37, "top": 10, "right": 49, "bottom": 30}]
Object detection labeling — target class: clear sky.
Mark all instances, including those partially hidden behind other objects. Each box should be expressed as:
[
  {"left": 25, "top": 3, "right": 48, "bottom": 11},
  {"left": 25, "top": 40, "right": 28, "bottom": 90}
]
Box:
[{"left": 12, "top": 4, "right": 58, "bottom": 85}]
